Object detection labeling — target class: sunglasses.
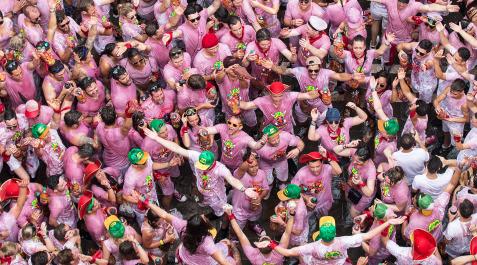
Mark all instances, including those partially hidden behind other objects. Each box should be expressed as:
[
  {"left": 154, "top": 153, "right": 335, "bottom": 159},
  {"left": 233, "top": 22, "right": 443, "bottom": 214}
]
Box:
[
  {"left": 299, "top": 0, "right": 310, "bottom": 3},
  {"left": 327, "top": 120, "right": 339, "bottom": 124},
  {"left": 170, "top": 51, "right": 183, "bottom": 58},
  {"left": 227, "top": 121, "right": 241, "bottom": 127},
  {"left": 188, "top": 16, "right": 200, "bottom": 23},
  {"left": 59, "top": 20, "right": 70, "bottom": 28},
  {"left": 415, "top": 48, "right": 426, "bottom": 57},
  {"left": 132, "top": 57, "right": 145, "bottom": 66},
  {"left": 308, "top": 68, "right": 319, "bottom": 74},
  {"left": 185, "top": 108, "right": 197, "bottom": 116}
]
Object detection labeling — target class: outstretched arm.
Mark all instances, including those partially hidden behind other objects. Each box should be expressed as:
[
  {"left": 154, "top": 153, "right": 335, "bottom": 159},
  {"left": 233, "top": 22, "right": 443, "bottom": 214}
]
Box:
[{"left": 143, "top": 128, "right": 190, "bottom": 158}]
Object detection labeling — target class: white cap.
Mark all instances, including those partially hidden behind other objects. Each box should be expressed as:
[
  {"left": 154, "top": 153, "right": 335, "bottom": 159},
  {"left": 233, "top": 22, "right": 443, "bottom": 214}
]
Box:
[{"left": 308, "top": 16, "right": 327, "bottom": 31}]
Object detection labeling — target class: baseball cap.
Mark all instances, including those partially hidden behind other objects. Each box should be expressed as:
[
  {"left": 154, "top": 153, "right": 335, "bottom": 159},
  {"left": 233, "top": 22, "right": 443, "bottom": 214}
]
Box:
[
  {"left": 277, "top": 184, "right": 301, "bottom": 201},
  {"left": 195, "top": 150, "right": 215, "bottom": 171}
]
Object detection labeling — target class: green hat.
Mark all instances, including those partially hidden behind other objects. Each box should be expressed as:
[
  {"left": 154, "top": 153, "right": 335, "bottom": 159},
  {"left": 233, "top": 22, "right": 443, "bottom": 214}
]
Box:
[
  {"left": 150, "top": 119, "right": 165, "bottom": 132},
  {"left": 128, "top": 148, "right": 149, "bottom": 165},
  {"left": 374, "top": 203, "right": 388, "bottom": 220},
  {"left": 104, "top": 215, "right": 125, "bottom": 238},
  {"left": 417, "top": 194, "right": 434, "bottom": 210},
  {"left": 378, "top": 118, "right": 399, "bottom": 136},
  {"left": 312, "top": 216, "right": 336, "bottom": 242},
  {"left": 31, "top": 123, "right": 49, "bottom": 139},
  {"left": 195, "top": 150, "right": 215, "bottom": 171},
  {"left": 277, "top": 184, "right": 301, "bottom": 201},
  {"left": 262, "top": 124, "right": 279, "bottom": 137}
]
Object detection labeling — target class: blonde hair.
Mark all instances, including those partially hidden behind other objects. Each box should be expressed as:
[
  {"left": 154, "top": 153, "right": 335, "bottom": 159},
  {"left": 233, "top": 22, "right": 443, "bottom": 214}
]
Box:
[
  {"left": 118, "top": 3, "right": 134, "bottom": 17},
  {"left": 9, "top": 34, "right": 25, "bottom": 50},
  {"left": 0, "top": 242, "right": 18, "bottom": 256}
]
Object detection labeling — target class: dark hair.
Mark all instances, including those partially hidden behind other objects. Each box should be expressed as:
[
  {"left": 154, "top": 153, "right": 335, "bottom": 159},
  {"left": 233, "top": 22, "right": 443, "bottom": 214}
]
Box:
[
  {"left": 427, "top": 155, "right": 443, "bottom": 174},
  {"left": 459, "top": 199, "right": 474, "bottom": 218},
  {"left": 215, "top": 6, "right": 229, "bottom": 23},
  {"left": 100, "top": 105, "right": 117, "bottom": 126},
  {"left": 119, "top": 241, "right": 139, "bottom": 260},
  {"left": 398, "top": 0, "right": 409, "bottom": 3},
  {"left": 187, "top": 74, "right": 206, "bottom": 90},
  {"left": 169, "top": 47, "right": 184, "bottom": 59},
  {"left": 110, "top": 65, "right": 127, "bottom": 80},
  {"left": 171, "top": 39, "right": 186, "bottom": 51},
  {"left": 418, "top": 39, "right": 433, "bottom": 53},
  {"left": 242, "top": 147, "right": 254, "bottom": 161},
  {"left": 73, "top": 45, "right": 89, "bottom": 61},
  {"left": 184, "top": 4, "right": 202, "bottom": 18},
  {"left": 53, "top": 224, "right": 68, "bottom": 241},
  {"left": 47, "top": 174, "right": 62, "bottom": 190},
  {"left": 256, "top": 28, "right": 271, "bottom": 42},
  {"left": 78, "top": 143, "right": 95, "bottom": 158},
  {"left": 132, "top": 111, "right": 145, "bottom": 131},
  {"left": 355, "top": 146, "right": 371, "bottom": 162},
  {"left": 56, "top": 249, "right": 74, "bottom": 265},
  {"left": 399, "top": 133, "right": 416, "bottom": 150},
  {"left": 182, "top": 214, "right": 213, "bottom": 254},
  {"left": 226, "top": 15, "right": 241, "bottom": 27},
  {"left": 415, "top": 100, "right": 429, "bottom": 116},
  {"left": 103, "top": 43, "right": 117, "bottom": 56},
  {"left": 450, "top": 78, "right": 467, "bottom": 92},
  {"left": 55, "top": 10, "right": 67, "bottom": 25},
  {"left": 146, "top": 208, "right": 161, "bottom": 228},
  {"left": 126, "top": 48, "right": 140, "bottom": 60},
  {"left": 352, "top": 35, "right": 366, "bottom": 45},
  {"left": 457, "top": 47, "right": 471, "bottom": 61},
  {"left": 30, "top": 251, "right": 49, "bottom": 265},
  {"left": 145, "top": 22, "right": 158, "bottom": 37},
  {"left": 77, "top": 76, "right": 95, "bottom": 90},
  {"left": 64, "top": 110, "right": 82, "bottom": 127},
  {"left": 4, "top": 108, "right": 16, "bottom": 121},
  {"left": 149, "top": 80, "right": 166, "bottom": 93},
  {"left": 49, "top": 60, "right": 65, "bottom": 74},
  {"left": 385, "top": 166, "right": 405, "bottom": 185},
  {"left": 5, "top": 60, "right": 20, "bottom": 74},
  {"left": 223, "top": 56, "right": 241, "bottom": 68}
]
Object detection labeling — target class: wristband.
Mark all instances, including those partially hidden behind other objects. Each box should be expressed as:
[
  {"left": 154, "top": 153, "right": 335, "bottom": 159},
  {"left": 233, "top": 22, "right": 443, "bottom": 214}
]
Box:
[
  {"left": 268, "top": 240, "right": 278, "bottom": 250},
  {"left": 180, "top": 125, "right": 188, "bottom": 137},
  {"left": 165, "top": 32, "right": 173, "bottom": 47},
  {"left": 228, "top": 213, "right": 236, "bottom": 220},
  {"left": 358, "top": 181, "right": 366, "bottom": 188},
  {"left": 411, "top": 16, "right": 423, "bottom": 25},
  {"left": 310, "top": 121, "right": 316, "bottom": 126},
  {"left": 90, "top": 257, "right": 96, "bottom": 264},
  {"left": 2, "top": 152, "right": 10, "bottom": 162},
  {"left": 363, "top": 210, "right": 372, "bottom": 219},
  {"left": 409, "top": 109, "right": 417, "bottom": 118},
  {"left": 125, "top": 43, "right": 133, "bottom": 49}
]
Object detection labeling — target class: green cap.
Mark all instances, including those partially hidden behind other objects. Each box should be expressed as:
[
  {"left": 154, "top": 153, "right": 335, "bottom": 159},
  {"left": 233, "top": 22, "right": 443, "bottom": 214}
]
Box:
[
  {"left": 418, "top": 194, "right": 434, "bottom": 210},
  {"left": 195, "top": 150, "right": 215, "bottom": 170},
  {"left": 277, "top": 184, "right": 301, "bottom": 201},
  {"left": 31, "top": 123, "right": 49, "bottom": 139},
  {"left": 374, "top": 203, "right": 388, "bottom": 220},
  {"left": 150, "top": 119, "right": 165, "bottom": 132},
  {"left": 262, "top": 124, "right": 279, "bottom": 137},
  {"left": 378, "top": 118, "right": 399, "bottom": 136},
  {"left": 312, "top": 216, "right": 336, "bottom": 242},
  {"left": 104, "top": 215, "right": 125, "bottom": 238},
  {"left": 128, "top": 148, "right": 149, "bottom": 165}
]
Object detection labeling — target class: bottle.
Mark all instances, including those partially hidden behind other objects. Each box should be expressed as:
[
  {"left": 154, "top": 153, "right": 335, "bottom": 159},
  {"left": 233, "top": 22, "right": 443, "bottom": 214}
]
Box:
[
  {"left": 39, "top": 187, "right": 48, "bottom": 205},
  {"left": 170, "top": 112, "right": 181, "bottom": 128},
  {"left": 311, "top": 197, "right": 317, "bottom": 203}
]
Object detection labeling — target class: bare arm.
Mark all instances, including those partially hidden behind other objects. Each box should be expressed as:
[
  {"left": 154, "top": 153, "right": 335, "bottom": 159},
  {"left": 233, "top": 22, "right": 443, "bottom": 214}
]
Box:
[
  {"left": 279, "top": 215, "right": 295, "bottom": 248},
  {"left": 239, "top": 100, "right": 258, "bottom": 111},
  {"left": 143, "top": 128, "right": 190, "bottom": 158},
  {"left": 206, "top": 0, "right": 222, "bottom": 16}
]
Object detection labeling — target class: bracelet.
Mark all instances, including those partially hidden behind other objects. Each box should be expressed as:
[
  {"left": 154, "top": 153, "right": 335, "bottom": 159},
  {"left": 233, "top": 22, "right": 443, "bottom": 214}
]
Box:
[
  {"left": 228, "top": 213, "right": 236, "bottom": 220},
  {"left": 90, "top": 257, "right": 96, "bottom": 264},
  {"left": 240, "top": 186, "right": 246, "bottom": 192},
  {"left": 159, "top": 239, "right": 164, "bottom": 246},
  {"left": 310, "top": 121, "right": 316, "bottom": 127},
  {"left": 363, "top": 210, "right": 372, "bottom": 219},
  {"left": 358, "top": 181, "right": 366, "bottom": 188},
  {"left": 268, "top": 240, "right": 278, "bottom": 250}
]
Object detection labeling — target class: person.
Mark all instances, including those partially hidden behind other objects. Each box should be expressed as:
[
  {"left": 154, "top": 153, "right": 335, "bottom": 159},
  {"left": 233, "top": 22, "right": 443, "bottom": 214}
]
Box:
[
  {"left": 109, "top": 65, "right": 138, "bottom": 117},
  {"left": 412, "top": 156, "right": 456, "bottom": 200},
  {"left": 46, "top": 174, "right": 78, "bottom": 228},
  {"left": 456, "top": 113, "right": 477, "bottom": 169},
  {"left": 375, "top": 166, "right": 410, "bottom": 214},
  {"left": 443, "top": 199, "right": 477, "bottom": 258},
  {"left": 271, "top": 215, "right": 406, "bottom": 263},
  {"left": 220, "top": 16, "right": 256, "bottom": 57},
  {"left": 180, "top": 107, "right": 218, "bottom": 156},
  {"left": 141, "top": 81, "right": 176, "bottom": 121},
  {"left": 48, "top": 10, "right": 83, "bottom": 63},
  {"left": 193, "top": 33, "right": 231, "bottom": 80},
  {"left": 75, "top": 76, "right": 106, "bottom": 119},
  {"left": 16, "top": 100, "right": 55, "bottom": 129},
  {"left": 0, "top": 178, "right": 29, "bottom": 243},
  {"left": 141, "top": 206, "right": 178, "bottom": 262},
  {"left": 30, "top": 123, "right": 66, "bottom": 177},
  {"left": 63, "top": 143, "right": 94, "bottom": 187},
  {"left": 0, "top": 56, "right": 40, "bottom": 108},
  {"left": 163, "top": 46, "right": 197, "bottom": 90},
  {"left": 392, "top": 133, "right": 429, "bottom": 185},
  {"left": 41, "top": 60, "right": 72, "bottom": 111},
  {"left": 77, "top": 190, "right": 107, "bottom": 242},
  {"left": 118, "top": 3, "right": 147, "bottom": 42},
  {"left": 121, "top": 48, "right": 160, "bottom": 91}
]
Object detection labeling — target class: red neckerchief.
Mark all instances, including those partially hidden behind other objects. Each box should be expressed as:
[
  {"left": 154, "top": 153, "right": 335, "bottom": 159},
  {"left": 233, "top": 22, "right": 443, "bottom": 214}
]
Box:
[
  {"left": 0, "top": 255, "right": 12, "bottom": 264},
  {"left": 327, "top": 125, "right": 341, "bottom": 140},
  {"left": 256, "top": 42, "right": 270, "bottom": 57},
  {"left": 203, "top": 161, "right": 217, "bottom": 174},
  {"left": 231, "top": 26, "right": 245, "bottom": 41},
  {"left": 351, "top": 50, "right": 365, "bottom": 66},
  {"left": 309, "top": 31, "right": 326, "bottom": 45}
]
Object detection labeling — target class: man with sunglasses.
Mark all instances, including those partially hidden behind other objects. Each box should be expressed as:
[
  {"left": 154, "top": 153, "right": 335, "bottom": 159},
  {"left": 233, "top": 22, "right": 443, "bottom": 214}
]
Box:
[
  {"left": 141, "top": 81, "right": 176, "bottom": 121},
  {"left": 163, "top": 47, "right": 198, "bottom": 90},
  {"left": 0, "top": 56, "right": 40, "bottom": 108},
  {"left": 416, "top": 13, "right": 444, "bottom": 45},
  {"left": 19, "top": 5, "right": 45, "bottom": 47},
  {"left": 193, "top": 33, "right": 231, "bottom": 81},
  {"left": 447, "top": 21, "right": 477, "bottom": 63},
  {"left": 145, "top": 22, "right": 172, "bottom": 68},
  {"left": 280, "top": 16, "right": 331, "bottom": 66},
  {"left": 48, "top": 10, "right": 84, "bottom": 63}
]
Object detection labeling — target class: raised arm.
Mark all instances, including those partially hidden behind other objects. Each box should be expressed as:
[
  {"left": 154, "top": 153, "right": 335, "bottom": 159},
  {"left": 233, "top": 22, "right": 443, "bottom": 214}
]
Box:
[
  {"left": 279, "top": 214, "right": 295, "bottom": 248},
  {"left": 371, "top": 82, "right": 390, "bottom": 121},
  {"left": 362, "top": 217, "right": 406, "bottom": 241},
  {"left": 346, "top": 102, "right": 368, "bottom": 126},
  {"left": 449, "top": 22, "right": 477, "bottom": 48},
  {"left": 143, "top": 128, "right": 190, "bottom": 158},
  {"left": 308, "top": 108, "right": 322, "bottom": 142},
  {"left": 148, "top": 202, "right": 176, "bottom": 223},
  {"left": 239, "top": 100, "right": 258, "bottom": 111},
  {"left": 375, "top": 33, "right": 394, "bottom": 56},
  {"left": 419, "top": 3, "right": 459, "bottom": 13},
  {"left": 396, "top": 68, "right": 417, "bottom": 102},
  {"left": 206, "top": 0, "right": 222, "bottom": 16}
]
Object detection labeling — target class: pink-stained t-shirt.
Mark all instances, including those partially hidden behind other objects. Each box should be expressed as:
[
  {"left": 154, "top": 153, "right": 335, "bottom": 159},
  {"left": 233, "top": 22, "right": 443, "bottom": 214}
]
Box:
[
  {"left": 0, "top": 211, "right": 19, "bottom": 243},
  {"left": 193, "top": 44, "right": 232, "bottom": 76},
  {"left": 216, "top": 76, "right": 250, "bottom": 116},
  {"left": 380, "top": 179, "right": 410, "bottom": 212},
  {"left": 0, "top": 18, "right": 14, "bottom": 50},
  {"left": 177, "top": 9, "right": 210, "bottom": 58},
  {"left": 343, "top": 49, "right": 377, "bottom": 76},
  {"left": 163, "top": 53, "right": 193, "bottom": 86},
  {"left": 455, "top": 186, "right": 477, "bottom": 210},
  {"left": 295, "top": 26, "right": 331, "bottom": 66},
  {"left": 292, "top": 164, "right": 334, "bottom": 215},
  {"left": 177, "top": 86, "right": 207, "bottom": 111},
  {"left": 316, "top": 118, "right": 354, "bottom": 154},
  {"left": 84, "top": 208, "right": 107, "bottom": 242},
  {"left": 245, "top": 38, "right": 288, "bottom": 79},
  {"left": 17, "top": 14, "right": 45, "bottom": 46},
  {"left": 185, "top": 121, "right": 219, "bottom": 154},
  {"left": 365, "top": 88, "right": 393, "bottom": 118},
  {"left": 252, "top": 0, "right": 281, "bottom": 37},
  {"left": 243, "top": 245, "right": 284, "bottom": 265},
  {"left": 404, "top": 192, "right": 450, "bottom": 241},
  {"left": 121, "top": 57, "right": 160, "bottom": 87},
  {"left": 76, "top": 81, "right": 106, "bottom": 117},
  {"left": 96, "top": 118, "right": 133, "bottom": 171},
  {"left": 153, "top": 0, "right": 187, "bottom": 27},
  {"left": 253, "top": 92, "right": 299, "bottom": 133},
  {"left": 59, "top": 120, "right": 91, "bottom": 146},
  {"left": 137, "top": 0, "right": 157, "bottom": 20},
  {"left": 284, "top": 0, "right": 326, "bottom": 23},
  {"left": 419, "top": 25, "right": 446, "bottom": 45},
  {"left": 145, "top": 37, "right": 170, "bottom": 68},
  {"left": 16, "top": 105, "right": 54, "bottom": 128},
  {"left": 123, "top": 157, "right": 158, "bottom": 203},
  {"left": 110, "top": 79, "right": 138, "bottom": 114},
  {"left": 220, "top": 25, "right": 256, "bottom": 53},
  {"left": 120, "top": 20, "right": 144, "bottom": 41},
  {"left": 63, "top": 146, "right": 85, "bottom": 184},
  {"left": 386, "top": 240, "right": 442, "bottom": 265},
  {"left": 5, "top": 62, "right": 37, "bottom": 108},
  {"left": 81, "top": 14, "right": 115, "bottom": 53},
  {"left": 43, "top": 71, "right": 71, "bottom": 99},
  {"left": 297, "top": 234, "right": 363, "bottom": 264},
  {"left": 52, "top": 17, "right": 81, "bottom": 57},
  {"left": 384, "top": 0, "right": 423, "bottom": 44},
  {"left": 48, "top": 190, "right": 78, "bottom": 228},
  {"left": 214, "top": 123, "right": 254, "bottom": 170},
  {"left": 17, "top": 183, "right": 44, "bottom": 227},
  {"left": 141, "top": 124, "right": 180, "bottom": 177},
  {"left": 325, "top": 0, "right": 362, "bottom": 33},
  {"left": 291, "top": 67, "right": 333, "bottom": 112},
  {"left": 374, "top": 133, "right": 398, "bottom": 166},
  {"left": 347, "top": 149, "right": 377, "bottom": 212},
  {"left": 39, "top": 129, "right": 66, "bottom": 176},
  {"left": 141, "top": 90, "right": 176, "bottom": 121},
  {"left": 232, "top": 168, "right": 269, "bottom": 221},
  {"left": 367, "top": 220, "right": 396, "bottom": 264},
  {"left": 256, "top": 131, "right": 299, "bottom": 167},
  {"left": 103, "top": 226, "right": 137, "bottom": 264}
]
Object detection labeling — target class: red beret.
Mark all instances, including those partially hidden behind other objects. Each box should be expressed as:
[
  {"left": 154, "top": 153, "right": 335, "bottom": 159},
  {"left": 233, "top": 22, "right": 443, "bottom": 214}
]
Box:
[
  {"left": 202, "top": 33, "right": 219, "bottom": 49},
  {"left": 298, "top": 151, "right": 323, "bottom": 164},
  {"left": 267, "top": 82, "right": 287, "bottom": 95}
]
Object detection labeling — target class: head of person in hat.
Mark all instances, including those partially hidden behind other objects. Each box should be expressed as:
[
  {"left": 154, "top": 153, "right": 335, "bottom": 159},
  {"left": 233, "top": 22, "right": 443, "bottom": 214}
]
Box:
[
  {"left": 128, "top": 148, "right": 150, "bottom": 168},
  {"left": 149, "top": 119, "right": 168, "bottom": 139},
  {"left": 78, "top": 190, "right": 101, "bottom": 219},
  {"left": 299, "top": 151, "right": 326, "bottom": 176},
  {"left": 325, "top": 108, "right": 341, "bottom": 131},
  {"left": 377, "top": 118, "right": 399, "bottom": 138},
  {"left": 416, "top": 193, "right": 435, "bottom": 216},
  {"left": 312, "top": 216, "right": 337, "bottom": 243},
  {"left": 202, "top": 33, "right": 220, "bottom": 57},
  {"left": 267, "top": 81, "right": 289, "bottom": 105},
  {"left": 24, "top": 100, "right": 41, "bottom": 119},
  {"left": 262, "top": 124, "right": 281, "bottom": 147},
  {"left": 0, "top": 178, "right": 29, "bottom": 204},
  {"left": 411, "top": 229, "right": 437, "bottom": 262},
  {"left": 277, "top": 184, "right": 301, "bottom": 202},
  {"left": 83, "top": 159, "right": 103, "bottom": 185},
  {"left": 307, "top": 16, "right": 327, "bottom": 38},
  {"left": 195, "top": 150, "right": 216, "bottom": 171},
  {"left": 306, "top": 56, "right": 322, "bottom": 80},
  {"left": 31, "top": 123, "right": 52, "bottom": 142},
  {"left": 104, "top": 215, "right": 126, "bottom": 239}
]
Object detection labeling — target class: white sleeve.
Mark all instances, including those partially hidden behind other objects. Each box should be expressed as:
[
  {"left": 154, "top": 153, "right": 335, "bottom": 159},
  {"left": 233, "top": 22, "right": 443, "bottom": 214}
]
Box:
[
  {"left": 6, "top": 156, "right": 22, "bottom": 171},
  {"left": 342, "top": 234, "right": 364, "bottom": 248},
  {"left": 443, "top": 221, "right": 459, "bottom": 241},
  {"left": 386, "top": 240, "right": 410, "bottom": 260},
  {"left": 187, "top": 150, "right": 201, "bottom": 163}
]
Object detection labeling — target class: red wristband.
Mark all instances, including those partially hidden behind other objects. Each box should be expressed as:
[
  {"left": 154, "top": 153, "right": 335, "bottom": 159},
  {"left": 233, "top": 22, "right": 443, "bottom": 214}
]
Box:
[
  {"left": 90, "top": 257, "right": 96, "bottom": 263},
  {"left": 363, "top": 210, "right": 372, "bottom": 219},
  {"left": 180, "top": 125, "right": 189, "bottom": 137},
  {"left": 327, "top": 152, "right": 338, "bottom": 162},
  {"left": 125, "top": 43, "right": 132, "bottom": 49},
  {"left": 358, "top": 181, "right": 366, "bottom": 188},
  {"left": 411, "top": 16, "right": 423, "bottom": 25},
  {"left": 409, "top": 109, "right": 417, "bottom": 118},
  {"left": 2, "top": 152, "right": 10, "bottom": 162},
  {"left": 165, "top": 32, "right": 173, "bottom": 47},
  {"left": 228, "top": 213, "right": 236, "bottom": 220},
  {"left": 268, "top": 240, "right": 278, "bottom": 250}
]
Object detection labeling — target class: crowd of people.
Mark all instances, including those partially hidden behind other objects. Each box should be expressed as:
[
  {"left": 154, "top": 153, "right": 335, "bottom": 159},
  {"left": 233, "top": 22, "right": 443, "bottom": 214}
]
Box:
[{"left": 1, "top": 0, "right": 477, "bottom": 264}]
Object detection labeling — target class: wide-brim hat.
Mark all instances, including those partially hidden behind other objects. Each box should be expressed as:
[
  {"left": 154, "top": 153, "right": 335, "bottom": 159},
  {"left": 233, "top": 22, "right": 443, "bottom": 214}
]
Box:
[
  {"left": 0, "top": 178, "right": 29, "bottom": 202},
  {"left": 412, "top": 229, "right": 436, "bottom": 261},
  {"left": 78, "top": 190, "right": 94, "bottom": 219},
  {"left": 83, "top": 160, "right": 102, "bottom": 184}
]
